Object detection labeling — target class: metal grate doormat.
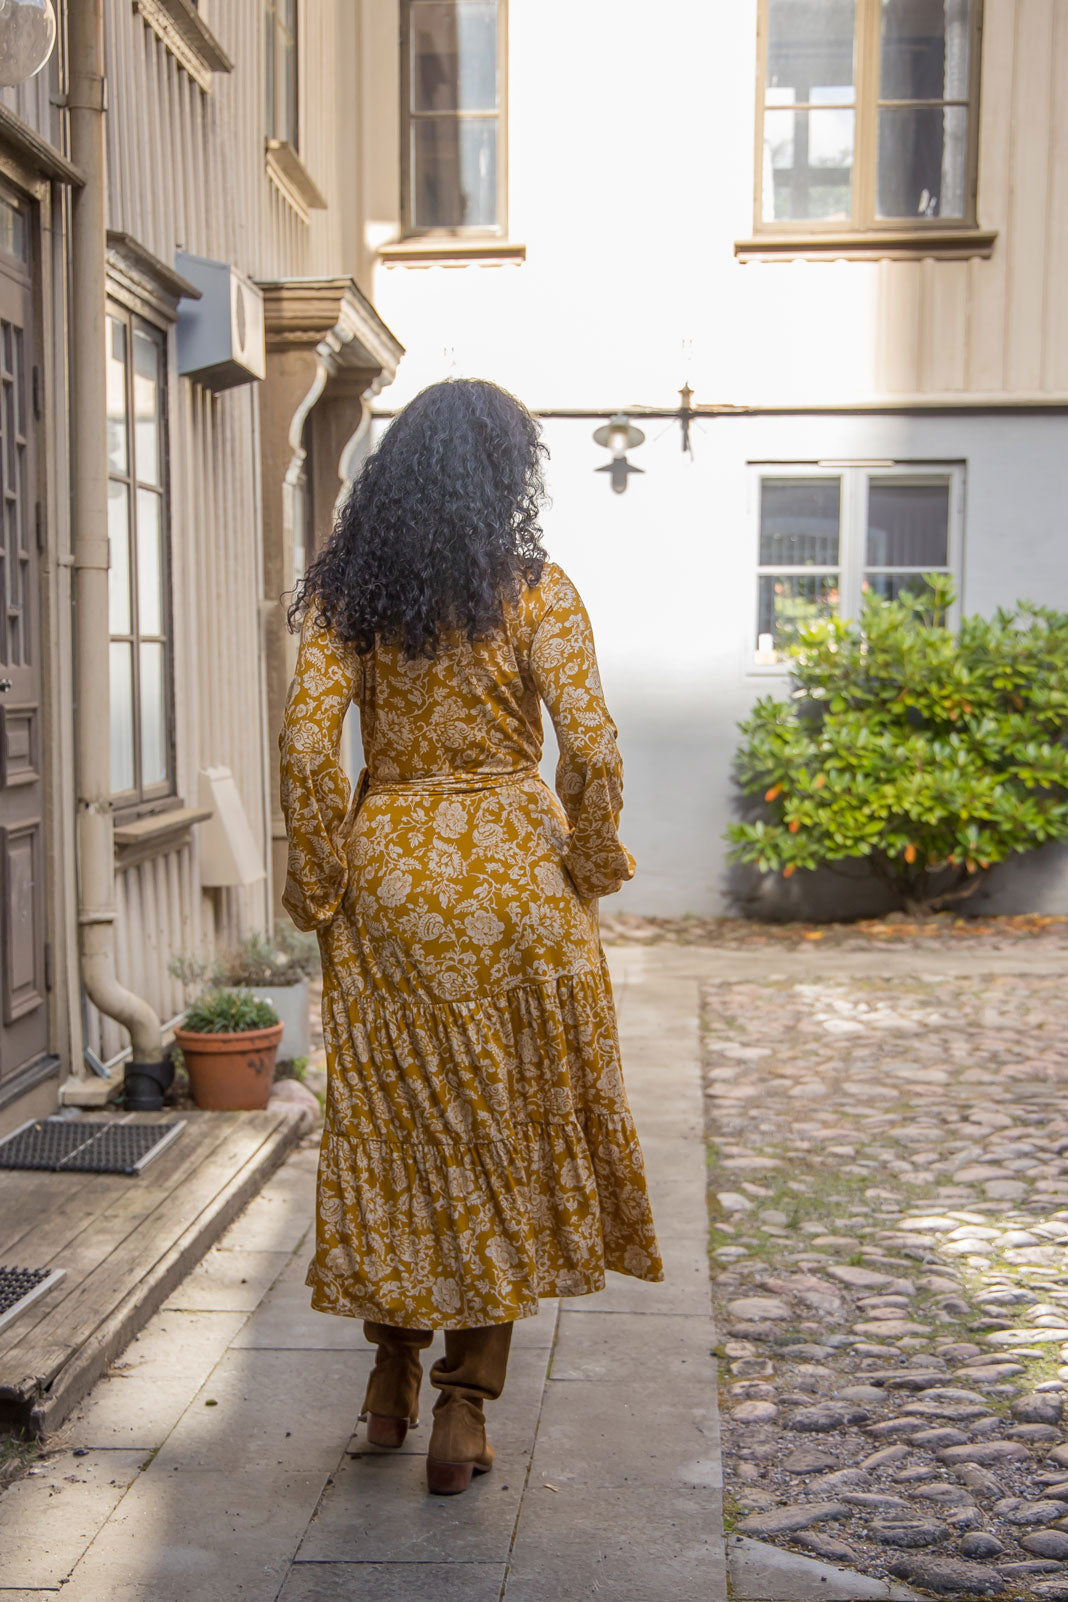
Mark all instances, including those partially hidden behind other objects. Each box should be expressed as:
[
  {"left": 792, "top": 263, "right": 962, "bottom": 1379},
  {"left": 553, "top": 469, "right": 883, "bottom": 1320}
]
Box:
[
  {"left": 0, "top": 1118, "right": 186, "bottom": 1175},
  {"left": 0, "top": 1265, "right": 65, "bottom": 1333}
]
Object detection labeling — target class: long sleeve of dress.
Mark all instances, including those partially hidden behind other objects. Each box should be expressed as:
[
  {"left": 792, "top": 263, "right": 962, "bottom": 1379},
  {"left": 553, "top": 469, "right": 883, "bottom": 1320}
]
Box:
[
  {"left": 278, "top": 617, "right": 363, "bottom": 931},
  {"left": 530, "top": 573, "right": 636, "bottom": 901}
]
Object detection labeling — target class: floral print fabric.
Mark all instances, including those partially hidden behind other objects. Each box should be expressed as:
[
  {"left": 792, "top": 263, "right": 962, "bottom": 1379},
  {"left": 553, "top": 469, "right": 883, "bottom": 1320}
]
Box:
[{"left": 279, "top": 563, "right": 663, "bottom": 1328}]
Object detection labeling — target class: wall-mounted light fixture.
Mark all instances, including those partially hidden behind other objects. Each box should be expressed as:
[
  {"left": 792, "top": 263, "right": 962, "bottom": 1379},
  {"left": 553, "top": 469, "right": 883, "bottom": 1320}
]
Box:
[
  {"left": 593, "top": 412, "right": 645, "bottom": 494},
  {"left": 0, "top": 0, "right": 57, "bottom": 87}
]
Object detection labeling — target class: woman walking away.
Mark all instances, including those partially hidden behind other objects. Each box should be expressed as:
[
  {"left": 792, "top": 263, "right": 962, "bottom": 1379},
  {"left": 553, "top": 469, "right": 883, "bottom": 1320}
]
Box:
[{"left": 279, "top": 378, "right": 662, "bottom": 1496}]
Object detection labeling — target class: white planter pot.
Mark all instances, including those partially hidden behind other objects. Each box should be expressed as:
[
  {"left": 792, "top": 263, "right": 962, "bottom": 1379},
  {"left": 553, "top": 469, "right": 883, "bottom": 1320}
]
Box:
[{"left": 248, "top": 980, "right": 310, "bottom": 1064}]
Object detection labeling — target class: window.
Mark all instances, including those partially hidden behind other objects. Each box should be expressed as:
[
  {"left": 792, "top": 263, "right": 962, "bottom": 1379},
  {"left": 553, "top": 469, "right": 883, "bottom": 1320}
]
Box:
[
  {"left": 265, "top": 0, "right": 298, "bottom": 148},
  {"left": 756, "top": 0, "right": 982, "bottom": 233},
  {"left": 106, "top": 308, "right": 174, "bottom": 804},
  {"left": 754, "top": 464, "right": 961, "bottom": 662},
  {"left": 402, "top": 0, "right": 505, "bottom": 235}
]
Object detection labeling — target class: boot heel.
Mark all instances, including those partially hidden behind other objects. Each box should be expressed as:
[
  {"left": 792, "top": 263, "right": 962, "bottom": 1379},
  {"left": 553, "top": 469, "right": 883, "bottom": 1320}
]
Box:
[
  {"left": 367, "top": 1413, "right": 409, "bottom": 1448},
  {"left": 426, "top": 1457, "right": 478, "bottom": 1495}
]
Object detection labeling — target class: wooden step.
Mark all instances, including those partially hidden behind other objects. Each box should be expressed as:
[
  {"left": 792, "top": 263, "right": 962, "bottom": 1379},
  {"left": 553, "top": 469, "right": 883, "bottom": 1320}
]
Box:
[{"left": 0, "top": 1107, "right": 311, "bottom": 1435}]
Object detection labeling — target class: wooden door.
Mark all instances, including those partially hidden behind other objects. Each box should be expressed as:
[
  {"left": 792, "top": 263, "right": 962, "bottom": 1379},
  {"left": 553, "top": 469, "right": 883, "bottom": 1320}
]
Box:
[{"left": 0, "top": 188, "right": 47, "bottom": 1093}]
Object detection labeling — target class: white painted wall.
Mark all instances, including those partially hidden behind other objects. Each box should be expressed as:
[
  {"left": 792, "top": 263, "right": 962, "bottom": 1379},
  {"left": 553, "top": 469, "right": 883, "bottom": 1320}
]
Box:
[
  {"left": 360, "top": 0, "right": 1068, "bottom": 916},
  {"left": 532, "top": 410, "right": 1068, "bottom": 916},
  {"left": 367, "top": 405, "right": 1068, "bottom": 917},
  {"left": 368, "top": 0, "right": 1068, "bottom": 411}
]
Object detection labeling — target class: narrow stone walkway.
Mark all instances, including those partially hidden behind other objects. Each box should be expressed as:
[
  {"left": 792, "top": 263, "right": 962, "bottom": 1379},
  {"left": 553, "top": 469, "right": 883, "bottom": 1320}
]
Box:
[{"left": 0, "top": 948, "right": 724, "bottom": 1602}]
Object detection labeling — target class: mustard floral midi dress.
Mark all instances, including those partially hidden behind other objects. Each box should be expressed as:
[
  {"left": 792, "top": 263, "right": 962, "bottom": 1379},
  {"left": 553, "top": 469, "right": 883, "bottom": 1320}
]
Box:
[{"left": 279, "top": 562, "right": 662, "bottom": 1329}]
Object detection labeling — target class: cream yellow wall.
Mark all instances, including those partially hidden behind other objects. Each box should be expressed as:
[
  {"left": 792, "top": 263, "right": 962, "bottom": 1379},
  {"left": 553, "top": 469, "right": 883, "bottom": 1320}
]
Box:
[{"left": 367, "top": 0, "right": 1068, "bottom": 410}]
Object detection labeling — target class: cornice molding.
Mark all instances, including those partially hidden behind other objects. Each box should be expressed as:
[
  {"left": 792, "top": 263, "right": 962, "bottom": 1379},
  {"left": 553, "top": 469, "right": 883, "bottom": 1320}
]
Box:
[
  {"left": 0, "top": 103, "right": 83, "bottom": 187},
  {"left": 735, "top": 228, "right": 998, "bottom": 263},
  {"left": 265, "top": 141, "right": 327, "bottom": 223},
  {"left": 106, "top": 231, "right": 202, "bottom": 323},
  {"left": 379, "top": 239, "right": 526, "bottom": 266},
  {"left": 132, "top": 0, "right": 232, "bottom": 93},
  {"left": 258, "top": 278, "right": 404, "bottom": 383}
]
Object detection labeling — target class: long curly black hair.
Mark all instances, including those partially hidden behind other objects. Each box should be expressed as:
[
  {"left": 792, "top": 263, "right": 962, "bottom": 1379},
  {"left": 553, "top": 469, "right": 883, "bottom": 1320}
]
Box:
[{"left": 287, "top": 378, "right": 549, "bottom": 657}]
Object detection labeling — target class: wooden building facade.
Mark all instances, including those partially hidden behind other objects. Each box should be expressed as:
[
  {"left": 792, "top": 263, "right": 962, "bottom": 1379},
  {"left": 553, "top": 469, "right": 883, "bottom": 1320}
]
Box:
[{"left": 0, "top": 0, "right": 401, "bottom": 1133}]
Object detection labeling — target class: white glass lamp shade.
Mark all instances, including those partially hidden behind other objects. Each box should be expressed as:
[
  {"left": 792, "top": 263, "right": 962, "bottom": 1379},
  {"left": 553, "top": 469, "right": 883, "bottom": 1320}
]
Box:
[{"left": 0, "top": 0, "right": 57, "bottom": 88}]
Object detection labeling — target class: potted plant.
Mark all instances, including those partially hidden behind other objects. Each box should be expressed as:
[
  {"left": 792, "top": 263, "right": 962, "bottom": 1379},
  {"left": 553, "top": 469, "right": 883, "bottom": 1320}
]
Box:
[
  {"left": 169, "top": 924, "right": 318, "bottom": 1065},
  {"left": 173, "top": 989, "right": 283, "bottom": 1111},
  {"left": 221, "top": 927, "right": 318, "bottom": 1065}
]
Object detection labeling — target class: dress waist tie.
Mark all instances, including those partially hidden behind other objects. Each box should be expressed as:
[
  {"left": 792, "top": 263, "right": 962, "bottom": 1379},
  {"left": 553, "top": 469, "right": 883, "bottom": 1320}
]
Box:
[{"left": 365, "top": 764, "right": 540, "bottom": 799}]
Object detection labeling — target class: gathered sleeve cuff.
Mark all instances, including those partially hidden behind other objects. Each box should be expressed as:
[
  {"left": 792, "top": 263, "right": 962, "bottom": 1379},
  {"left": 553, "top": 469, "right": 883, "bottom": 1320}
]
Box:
[
  {"left": 278, "top": 617, "right": 363, "bottom": 931},
  {"left": 530, "top": 573, "right": 636, "bottom": 902}
]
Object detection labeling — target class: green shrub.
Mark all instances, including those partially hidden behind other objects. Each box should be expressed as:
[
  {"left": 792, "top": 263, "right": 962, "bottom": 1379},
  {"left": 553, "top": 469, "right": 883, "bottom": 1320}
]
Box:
[
  {"left": 182, "top": 989, "right": 278, "bottom": 1034},
  {"left": 726, "top": 577, "right": 1068, "bottom": 914}
]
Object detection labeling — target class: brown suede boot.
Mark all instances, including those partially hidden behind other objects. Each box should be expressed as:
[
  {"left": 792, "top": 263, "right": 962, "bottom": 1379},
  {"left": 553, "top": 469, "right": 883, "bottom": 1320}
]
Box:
[
  {"left": 361, "top": 1322, "right": 433, "bottom": 1448},
  {"left": 426, "top": 1322, "right": 513, "bottom": 1494}
]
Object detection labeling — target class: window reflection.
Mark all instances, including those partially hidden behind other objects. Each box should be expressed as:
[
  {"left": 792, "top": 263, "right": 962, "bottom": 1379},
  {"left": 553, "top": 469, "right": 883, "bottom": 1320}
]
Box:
[
  {"left": 106, "top": 308, "right": 171, "bottom": 801},
  {"left": 406, "top": 0, "right": 501, "bottom": 232}
]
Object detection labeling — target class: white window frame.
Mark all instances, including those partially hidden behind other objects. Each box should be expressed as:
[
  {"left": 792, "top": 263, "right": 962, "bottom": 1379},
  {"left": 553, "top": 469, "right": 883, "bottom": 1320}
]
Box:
[
  {"left": 746, "top": 460, "right": 965, "bottom": 675},
  {"left": 400, "top": 0, "right": 508, "bottom": 240},
  {"left": 105, "top": 298, "right": 176, "bottom": 810}
]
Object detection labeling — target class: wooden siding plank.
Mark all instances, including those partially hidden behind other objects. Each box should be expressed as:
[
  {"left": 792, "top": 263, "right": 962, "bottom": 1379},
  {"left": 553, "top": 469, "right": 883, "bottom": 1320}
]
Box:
[
  {"left": 919, "top": 257, "right": 970, "bottom": 395},
  {"left": 967, "top": 0, "right": 1017, "bottom": 392},
  {"left": 1003, "top": 0, "right": 1054, "bottom": 392},
  {"left": 1042, "top": 0, "right": 1068, "bottom": 390},
  {"left": 877, "top": 258, "right": 924, "bottom": 395}
]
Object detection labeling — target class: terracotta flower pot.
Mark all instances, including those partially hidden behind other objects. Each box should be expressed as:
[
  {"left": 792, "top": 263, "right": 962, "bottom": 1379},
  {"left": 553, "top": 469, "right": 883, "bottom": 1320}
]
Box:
[{"left": 173, "top": 1022, "right": 284, "bottom": 1111}]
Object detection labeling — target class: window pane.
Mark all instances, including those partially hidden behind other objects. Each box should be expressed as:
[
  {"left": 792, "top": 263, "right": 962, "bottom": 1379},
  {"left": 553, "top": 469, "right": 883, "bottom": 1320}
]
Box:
[
  {"left": 109, "top": 641, "right": 135, "bottom": 793},
  {"left": 283, "top": 21, "right": 298, "bottom": 144},
  {"left": 106, "top": 317, "right": 127, "bottom": 475},
  {"left": 133, "top": 328, "right": 160, "bottom": 487},
  {"left": 759, "top": 573, "right": 841, "bottom": 651},
  {"left": 880, "top": 0, "right": 973, "bottom": 102},
  {"left": 107, "top": 481, "right": 131, "bottom": 635},
  {"left": 0, "top": 195, "right": 26, "bottom": 261},
  {"left": 137, "top": 488, "right": 163, "bottom": 637},
  {"left": 763, "top": 107, "right": 854, "bottom": 221},
  {"left": 863, "top": 572, "right": 941, "bottom": 607},
  {"left": 410, "top": 0, "right": 498, "bottom": 112},
  {"left": 866, "top": 481, "right": 949, "bottom": 567},
  {"left": 139, "top": 641, "right": 167, "bottom": 788},
  {"left": 760, "top": 479, "right": 841, "bottom": 566},
  {"left": 877, "top": 105, "right": 968, "bottom": 218},
  {"left": 412, "top": 116, "right": 497, "bottom": 227},
  {"left": 766, "top": 0, "right": 855, "bottom": 101}
]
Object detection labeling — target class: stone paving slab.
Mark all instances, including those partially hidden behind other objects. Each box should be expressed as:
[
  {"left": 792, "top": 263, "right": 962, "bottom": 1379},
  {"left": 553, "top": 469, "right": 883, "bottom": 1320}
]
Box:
[
  {"left": 0, "top": 946, "right": 724, "bottom": 1601},
  {"left": 63, "top": 1309, "right": 248, "bottom": 1449},
  {"left": 298, "top": 1345, "right": 553, "bottom": 1562},
  {"left": 729, "top": 1534, "right": 923, "bottom": 1599},
  {"left": 160, "top": 1244, "right": 294, "bottom": 1312},
  {"left": 503, "top": 1483, "right": 723, "bottom": 1602},
  {"left": 278, "top": 1563, "right": 509, "bottom": 1601},
  {"left": 531, "top": 1376, "right": 721, "bottom": 1489},
  {"left": 0, "top": 1448, "right": 146, "bottom": 1589},
  {"left": 58, "top": 1467, "right": 330, "bottom": 1602}
]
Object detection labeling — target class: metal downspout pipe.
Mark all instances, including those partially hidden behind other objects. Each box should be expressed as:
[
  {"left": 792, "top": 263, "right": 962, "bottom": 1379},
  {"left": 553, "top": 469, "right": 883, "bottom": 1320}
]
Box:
[{"left": 68, "top": 0, "right": 163, "bottom": 1070}]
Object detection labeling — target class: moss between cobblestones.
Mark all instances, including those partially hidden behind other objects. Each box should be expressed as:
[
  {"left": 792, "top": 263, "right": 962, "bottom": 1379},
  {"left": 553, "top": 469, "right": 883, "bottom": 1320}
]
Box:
[{"left": 702, "top": 968, "right": 1068, "bottom": 1602}]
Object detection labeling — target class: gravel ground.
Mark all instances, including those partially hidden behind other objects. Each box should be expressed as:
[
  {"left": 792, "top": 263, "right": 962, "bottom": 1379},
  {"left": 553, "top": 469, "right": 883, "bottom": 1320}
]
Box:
[{"left": 703, "top": 969, "right": 1068, "bottom": 1601}]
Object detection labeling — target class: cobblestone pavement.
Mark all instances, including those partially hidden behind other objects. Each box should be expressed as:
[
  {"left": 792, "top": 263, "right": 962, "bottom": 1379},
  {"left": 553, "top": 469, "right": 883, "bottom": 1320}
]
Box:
[
  {"left": 601, "top": 911, "right": 1068, "bottom": 953},
  {"left": 704, "top": 968, "right": 1068, "bottom": 1601}
]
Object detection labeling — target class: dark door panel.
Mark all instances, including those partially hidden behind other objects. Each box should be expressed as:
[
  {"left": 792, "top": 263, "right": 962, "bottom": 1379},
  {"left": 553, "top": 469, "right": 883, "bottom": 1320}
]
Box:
[{"left": 0, "top": 188, "right": 47, "bottom": 1088}]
